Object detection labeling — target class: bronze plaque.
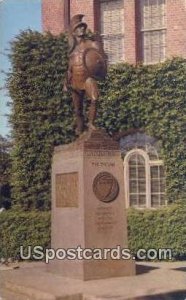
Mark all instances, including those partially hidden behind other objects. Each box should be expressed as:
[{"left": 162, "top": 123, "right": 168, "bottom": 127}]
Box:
[
  {"left": 93, "top": 172, "right": 119, "bottom": 203},
  {"left": 56, "top": 172, "right": 78, "bottom": 208}
]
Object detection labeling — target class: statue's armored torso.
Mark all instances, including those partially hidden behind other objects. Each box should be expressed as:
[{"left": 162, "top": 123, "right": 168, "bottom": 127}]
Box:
[{"left": 70, "top": 39, "right": 107, "bottom": 90}]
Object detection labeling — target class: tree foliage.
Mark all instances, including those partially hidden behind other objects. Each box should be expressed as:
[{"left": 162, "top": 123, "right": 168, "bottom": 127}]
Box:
[
  {"left": 0, "top": 135, "right": 11, "bottom": 179},
  {"left": 0, "top": 135, "right": 11, "bottom": 208},
  {"left": 7, "top": 30, "right": 186, "bottom": 209}
]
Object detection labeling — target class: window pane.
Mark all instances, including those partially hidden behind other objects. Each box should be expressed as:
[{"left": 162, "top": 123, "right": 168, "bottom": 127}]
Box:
[
  {"left": 130, "top": 194, "right": 138, "bottom": 206},
  {"left": 129, "top": 155, "right": 137, "bottom": 165},
  {"left": 142, "top": 30, "right": 166, "bottom": 64},
  {"left": 137, "top": 154, "right": 145, "bottom": 165},
  {"left": 129, "top": 166, "right": 137, "bottom": 178},
  {"left": 160, "top": 166, "right": 165, "bottom": 177},
  {"left": 129, "top": 180, "right": 138, "bottom": 193},
  {"left": 128, "top": 153, "right": 147, "bottom": 207},
  {"left": 139, "top": 195, "right": 146, "bottom": 207},
  {"left": 151, "top": 166, "right": 159, "bottom": 179},
  {"left": 151, "top": 179, "right": 159, "bottom": 193},
  {"left": 102, "top": 35, "right": 124, "bottom": 64},
  {"left": 139, "top": 180, "right": 146, "bottom": 193},
  {"left": 151, "top": 194, "right": 160, "bottom": 207},
  {"left": 141, "top": 0, "right": 166, "bottom": 64},
  {"left": 160, "top": 179, "right": 165, "bottom": 193},
  {"left": 129, "top": 154, "right": 145, "bottom": 168},
  {"left": 141, "top": 0, "right": 166, "bottom": 30},
  {"left": 150, "top": 164, "right": 166, "bottom": 207},
  {"left": 101, "top": 0, "right": 124, "bottom": 33},
  {"left": 100, "top": 0, "right": 124, "bottom": 64},
  {"left": 152, "top": 194, "right": 166, "bottom": 207},
  {"left": 138, "top": 167, "right": 146, "bottom": 178}
]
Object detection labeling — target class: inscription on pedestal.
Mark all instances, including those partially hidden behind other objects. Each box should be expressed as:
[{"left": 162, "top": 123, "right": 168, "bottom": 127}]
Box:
[
  {"left": 95, "top": 207, "right": 117, "bottom": 232},
  {"left": 85, "top": 150, "right": 118, "bottom": 157},
  {"left": 56, "top": 172, "right": 78, "bottom": 208},
  {"left": 91, "top": 161, "right": 115, "bottom": 168}
]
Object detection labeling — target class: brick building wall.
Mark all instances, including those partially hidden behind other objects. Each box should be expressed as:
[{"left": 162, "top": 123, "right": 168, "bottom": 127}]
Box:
[
  {"left": 42, "top": 0, "right": 65, "bottom": 35},
  {"left": 42, "top": 0, "right": 186, "bottom": 64},
  {"left": 166, "top": 0, "right": 186, "bottom": 59},
  {"left": 42, "top": 0, "right": 100, "bottom": 34},
  {"left": 124, "top": 0, "right": 137, "bottom": 64},
  {"left": 70, "top": 0, "right": 95, "bottom": 31}
]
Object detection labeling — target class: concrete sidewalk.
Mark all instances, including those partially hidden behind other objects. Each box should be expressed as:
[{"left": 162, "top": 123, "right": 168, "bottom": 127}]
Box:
[{"left": 0, "top": 261, "right": 186, "bottom": 300}]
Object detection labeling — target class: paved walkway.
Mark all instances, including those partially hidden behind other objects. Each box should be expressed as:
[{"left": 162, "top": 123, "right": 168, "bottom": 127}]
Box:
[{"left": 0, "top": 261, "right": 186, "bottom": 300}]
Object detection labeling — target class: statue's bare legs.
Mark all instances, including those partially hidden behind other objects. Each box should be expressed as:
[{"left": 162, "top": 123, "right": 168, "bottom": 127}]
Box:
[
  {"left": 72, "top": 90, "right": 84, "bottom": 134},
  {"left": 72, "top": 78, "right": 99, "bottom": 134},
  {"left": 85, "top": 77, "right": 99, "bottom": 129}
]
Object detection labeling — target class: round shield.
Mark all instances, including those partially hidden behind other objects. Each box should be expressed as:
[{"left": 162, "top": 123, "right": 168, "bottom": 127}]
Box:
[
  {"left": 83, "top": 48, "right": 107, "bottom": 80},
  {"left": 93, "top": 172, "right": 119, "bottom": 203}
]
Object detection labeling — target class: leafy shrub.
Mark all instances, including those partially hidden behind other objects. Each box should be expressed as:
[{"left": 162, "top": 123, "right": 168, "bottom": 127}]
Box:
[
  {"left": 128, "top": 202, "right": 186, "bottom": 260},
  {"left": 8, "top": 31, "right": 73, "bottom": 210},
  {"left": 0, "top": 204, "right": 185, "bottom": 261},
  {"left": 0, "top": 209, "right": 50, "bottom": 260}
]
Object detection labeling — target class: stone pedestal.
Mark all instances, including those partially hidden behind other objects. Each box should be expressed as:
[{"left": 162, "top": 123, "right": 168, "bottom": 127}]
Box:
[{"left": 49, "top": 129, "right": 135, "bottom": 280}]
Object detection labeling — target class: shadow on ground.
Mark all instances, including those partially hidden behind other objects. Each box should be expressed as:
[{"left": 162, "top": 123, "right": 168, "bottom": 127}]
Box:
[
  {"left": 136, "top": 264, "right": 159, "bottom": 275},
  {"left": 126, "top": 290, "right": 186, "bottom": 300},
  {"left": 171, "top": 267, "right": 186, "bottom": 273}
]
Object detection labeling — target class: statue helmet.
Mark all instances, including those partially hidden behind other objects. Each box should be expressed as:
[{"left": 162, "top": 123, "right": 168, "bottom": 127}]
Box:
[{"left": 70, "top": 14, "right": 87, "bottom": 32}]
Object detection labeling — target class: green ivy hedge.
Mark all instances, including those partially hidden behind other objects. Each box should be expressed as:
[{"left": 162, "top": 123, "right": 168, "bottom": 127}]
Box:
[
  {"left": 0, "top": 209, "right": 51, "bottom": 260},
  {"left": 7, "top": 30, "right": 186, "bottom": 209},
  {"left": 0, "top": 203, "right": 185, "bottom": 261},
  {"left": 128, "top": 201, "right": 186, "bottom": 260},
  {"left": 8, "top": 31, "right": 74, "bottom": 210}
]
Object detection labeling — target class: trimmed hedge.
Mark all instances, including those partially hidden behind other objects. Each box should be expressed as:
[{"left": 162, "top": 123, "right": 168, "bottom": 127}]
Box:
[
  {"left": 8, "top": 31, "right": 73, "bottom": 210},
  {"left": 0, "top": 210, "right": 51, "bottom": 260},
  {"left": 0, "top": 203, "right": 185, "bottom": 260},
  {"left": 128, "top": 201, "right": 186, "bottom": 260}
]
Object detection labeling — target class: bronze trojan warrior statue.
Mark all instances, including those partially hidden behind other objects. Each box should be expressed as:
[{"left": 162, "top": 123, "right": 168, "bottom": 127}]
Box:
[{"left": 64, "top": 14, "right": 107, "bottom": 134}]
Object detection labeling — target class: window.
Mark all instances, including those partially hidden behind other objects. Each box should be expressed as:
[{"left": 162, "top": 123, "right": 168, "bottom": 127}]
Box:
[
  {"left": 124, "top": 149, "right": 166, "bottom": 208},
  {"left": 100, "top": 0, "right": 124, "bottom": 64},
  {"left": 128, "top": 153, "right": 146, "bottom": 208},
  {"left": 140, "top": 0, "right": 166, "bottom": 64},
  {"left": 150, "top": 164, "right": 166, "bottom": 207}
]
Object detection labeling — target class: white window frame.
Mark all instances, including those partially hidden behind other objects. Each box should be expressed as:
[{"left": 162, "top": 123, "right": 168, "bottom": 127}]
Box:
[
  {"left": 124, "top": 149, "right": 166, "bottom": 208},
  {"left": 100, "top": 0, "right": 125, "bottom": 64},
  {"left": 140, "top": 0, "right": 167, "bottom": 64}
]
